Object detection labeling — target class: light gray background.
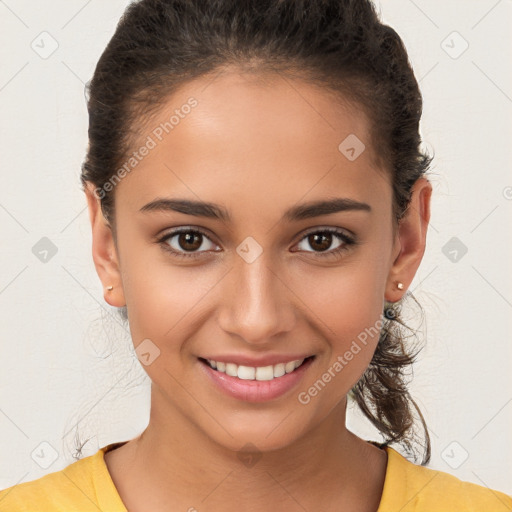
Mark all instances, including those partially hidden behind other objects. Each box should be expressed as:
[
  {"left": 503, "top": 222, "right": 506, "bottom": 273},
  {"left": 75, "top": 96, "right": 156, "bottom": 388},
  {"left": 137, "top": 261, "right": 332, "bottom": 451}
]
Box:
[{"left": 1, "top": 0, "right": 511, "bottom": 497}]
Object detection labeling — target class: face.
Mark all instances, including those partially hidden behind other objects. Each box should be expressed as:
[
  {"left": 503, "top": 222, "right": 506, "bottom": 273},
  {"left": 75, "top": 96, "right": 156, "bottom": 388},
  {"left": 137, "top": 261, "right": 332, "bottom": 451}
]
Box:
[{"left": 87, "top": 68, "right": 430, "bottom": 453}]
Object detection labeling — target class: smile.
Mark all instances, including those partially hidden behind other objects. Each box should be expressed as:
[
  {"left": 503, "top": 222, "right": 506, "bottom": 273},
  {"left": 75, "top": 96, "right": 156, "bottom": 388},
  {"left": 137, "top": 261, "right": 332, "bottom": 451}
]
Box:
[
  {"left": 203, "top": 357, "right": 313, "bottom": 381},
  {"left": 198, "top": 355, "right": 316, "bottom": 402}
]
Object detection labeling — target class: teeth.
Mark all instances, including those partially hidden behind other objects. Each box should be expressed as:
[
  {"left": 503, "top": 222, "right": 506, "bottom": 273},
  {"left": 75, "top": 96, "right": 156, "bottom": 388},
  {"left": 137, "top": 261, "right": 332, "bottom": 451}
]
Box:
[
  {"left": 225, "top": 363, "right": 238, "bottom": 377},
  {"left": 285, "top": 361, "right": 296, "bottom": 373},
  {"left": 273, "top": 363, "right": 285, "bottom": 378},
  {"left": 205, "top": 358, "right": 306, "bottom": 380},
  {"left": 255, "top": 365, "right": 274, "bottom": 381},
  {"left": 237, "top": 365, "right": 255, "bottom": 380}
]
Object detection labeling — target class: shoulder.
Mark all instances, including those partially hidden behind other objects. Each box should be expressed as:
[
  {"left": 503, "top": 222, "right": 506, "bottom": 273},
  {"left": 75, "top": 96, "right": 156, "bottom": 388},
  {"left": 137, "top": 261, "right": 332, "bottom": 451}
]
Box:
[
  {"left": 0, "top": 455, "right": 95, "bottom": 511},
  {"left": 378, "top": 446, "right": 512, "bottom": 512},
  {"left": 0, "top": 444, "right": 126, "bottom": 512}
]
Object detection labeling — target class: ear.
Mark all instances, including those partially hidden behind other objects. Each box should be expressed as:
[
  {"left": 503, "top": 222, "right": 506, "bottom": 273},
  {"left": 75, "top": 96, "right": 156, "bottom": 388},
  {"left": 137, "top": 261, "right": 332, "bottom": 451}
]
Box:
[
  {"left": 84, "top": 183, "right": 126, "bottom": 307},
  {"left": 385, "top": 177, "right": 432, "bottom": 303}
]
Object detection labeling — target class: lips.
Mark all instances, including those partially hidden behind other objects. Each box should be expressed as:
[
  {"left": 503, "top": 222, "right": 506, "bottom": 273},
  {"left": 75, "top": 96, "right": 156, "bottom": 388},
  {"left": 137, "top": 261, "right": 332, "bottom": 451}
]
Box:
[{"left": 198, "top": 355, "right": 315, "bottom": 402}]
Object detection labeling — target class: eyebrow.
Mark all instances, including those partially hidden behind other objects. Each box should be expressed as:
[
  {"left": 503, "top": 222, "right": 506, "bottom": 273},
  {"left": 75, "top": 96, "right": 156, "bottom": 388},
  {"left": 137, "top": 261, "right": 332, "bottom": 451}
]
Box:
[{"left": 139, "top": 197, "right": 372, "bottom": 222}]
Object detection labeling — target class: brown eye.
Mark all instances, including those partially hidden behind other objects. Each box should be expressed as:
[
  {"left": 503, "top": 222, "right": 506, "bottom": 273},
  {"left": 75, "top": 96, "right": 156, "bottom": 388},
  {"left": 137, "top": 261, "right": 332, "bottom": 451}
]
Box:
[
  {"left": 296, "top": 228, "right": 354, "bottom": 256},
  {"left": 177, "top": 232, "right": 203, "bottom": 251},
  {"left": 159, "top": 228, "right": 220, "bottom": 259},
  {"left": 306, "top": 232, "right": 334, "bottom": 252}
]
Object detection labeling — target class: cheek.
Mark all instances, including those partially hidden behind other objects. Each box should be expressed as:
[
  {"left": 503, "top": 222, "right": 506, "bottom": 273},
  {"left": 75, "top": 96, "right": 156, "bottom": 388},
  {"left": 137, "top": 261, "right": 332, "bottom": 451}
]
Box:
[
  {"left": 300, "top": 250, "right": 385, "bottom": 332},
  {"left": 299, "top": 260, "right": 385, "bottom": 390},
  {"left": 125, "top": 270, "right": 213, "bottom": 346},
  {"left": 117, "top": 232, "right": 214, "bottom": 348},
  {"left": 328, "top": 299, "right": 382, "bottom": 383}
]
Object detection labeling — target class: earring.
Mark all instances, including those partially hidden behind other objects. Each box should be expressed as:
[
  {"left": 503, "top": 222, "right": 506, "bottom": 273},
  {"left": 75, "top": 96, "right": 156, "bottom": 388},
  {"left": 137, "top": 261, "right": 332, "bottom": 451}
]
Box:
[
  {"left": 106, "top": 285, "right": 113, "bottom": 291},
  {"left": 383, "top": 281, "right": 405, "bottom": 320}
]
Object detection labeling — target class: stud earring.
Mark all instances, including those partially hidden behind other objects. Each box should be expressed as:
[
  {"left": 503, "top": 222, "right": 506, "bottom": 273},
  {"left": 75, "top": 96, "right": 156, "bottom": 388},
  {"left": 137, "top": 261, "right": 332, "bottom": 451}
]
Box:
[
  {"left": 383, "top": 281, "right": 405, "bottom": 320},
  {"left": 106, "top": 285, "right": 113, "bottom": 291}
]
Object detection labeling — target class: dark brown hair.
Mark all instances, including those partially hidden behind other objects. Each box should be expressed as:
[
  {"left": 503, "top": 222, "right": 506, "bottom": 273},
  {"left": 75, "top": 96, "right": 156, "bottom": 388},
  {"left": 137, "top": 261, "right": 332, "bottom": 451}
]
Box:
[{"left": 80, "top": 0, "right": 432, "bottom": 463}]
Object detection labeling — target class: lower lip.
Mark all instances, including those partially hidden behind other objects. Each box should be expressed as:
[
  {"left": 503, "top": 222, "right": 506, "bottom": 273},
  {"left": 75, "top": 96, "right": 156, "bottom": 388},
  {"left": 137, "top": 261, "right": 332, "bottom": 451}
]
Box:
[{"left": 199, "top": 357, "right": 314, "bottom": 403}]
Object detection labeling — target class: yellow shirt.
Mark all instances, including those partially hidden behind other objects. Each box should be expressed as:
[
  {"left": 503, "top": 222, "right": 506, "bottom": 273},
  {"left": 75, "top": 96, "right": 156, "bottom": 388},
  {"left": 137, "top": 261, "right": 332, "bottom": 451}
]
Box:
[{"left": 1, "top": 442, "right": 511, "bottom": 511}]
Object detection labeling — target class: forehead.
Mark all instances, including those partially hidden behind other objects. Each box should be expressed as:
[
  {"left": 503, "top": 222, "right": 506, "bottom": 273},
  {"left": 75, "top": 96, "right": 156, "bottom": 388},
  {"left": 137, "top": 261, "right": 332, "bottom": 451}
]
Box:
[{"left": 116, "top": 69, "right": 391, "bottom": 217}]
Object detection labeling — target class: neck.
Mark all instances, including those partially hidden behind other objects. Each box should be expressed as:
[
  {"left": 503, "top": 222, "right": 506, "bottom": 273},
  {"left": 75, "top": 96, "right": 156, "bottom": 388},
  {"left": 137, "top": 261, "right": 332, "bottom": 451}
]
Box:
[{"left": 110, "top": 387, "right": 387, "bottom": 511}]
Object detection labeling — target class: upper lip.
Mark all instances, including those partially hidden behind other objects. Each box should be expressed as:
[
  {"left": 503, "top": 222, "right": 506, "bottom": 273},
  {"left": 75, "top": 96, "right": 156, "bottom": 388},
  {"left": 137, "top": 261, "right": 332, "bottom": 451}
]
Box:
[{"left": 199, "top": 354, "right": 314, "bottom": 367}]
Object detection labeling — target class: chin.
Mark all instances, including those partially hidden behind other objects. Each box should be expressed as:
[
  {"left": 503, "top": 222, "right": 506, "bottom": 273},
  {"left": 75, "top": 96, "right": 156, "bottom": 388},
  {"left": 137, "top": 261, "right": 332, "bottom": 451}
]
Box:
[{"left": 197, "top": 410, "right": 314, "bottom": 455}]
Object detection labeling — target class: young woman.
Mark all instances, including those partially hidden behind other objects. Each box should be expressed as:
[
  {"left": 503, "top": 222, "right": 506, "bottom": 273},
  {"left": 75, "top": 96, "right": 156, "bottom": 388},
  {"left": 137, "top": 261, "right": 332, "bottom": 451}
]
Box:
[{"left": 1, "top": 0, "right": 510, "bottom": 510}]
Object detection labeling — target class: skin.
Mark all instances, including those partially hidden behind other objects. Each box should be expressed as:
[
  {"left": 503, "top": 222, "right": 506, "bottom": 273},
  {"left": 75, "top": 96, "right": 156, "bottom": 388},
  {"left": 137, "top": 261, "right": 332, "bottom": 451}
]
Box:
[{"left": 85, "top": 67, "right": 432, "bottom": 512}]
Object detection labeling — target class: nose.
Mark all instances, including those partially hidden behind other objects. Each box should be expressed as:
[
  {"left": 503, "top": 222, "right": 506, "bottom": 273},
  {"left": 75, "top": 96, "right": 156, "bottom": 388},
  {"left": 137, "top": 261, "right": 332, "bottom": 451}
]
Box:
[{"left": 217, "top": 251, "right": 296, "bottom": 346}]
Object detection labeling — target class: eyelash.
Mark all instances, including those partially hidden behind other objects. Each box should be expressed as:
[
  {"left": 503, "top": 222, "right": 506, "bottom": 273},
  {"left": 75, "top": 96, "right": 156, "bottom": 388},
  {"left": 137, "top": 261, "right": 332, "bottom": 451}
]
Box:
[{"left": 157, "top": 226, "right": 357, "bottom": 260}]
